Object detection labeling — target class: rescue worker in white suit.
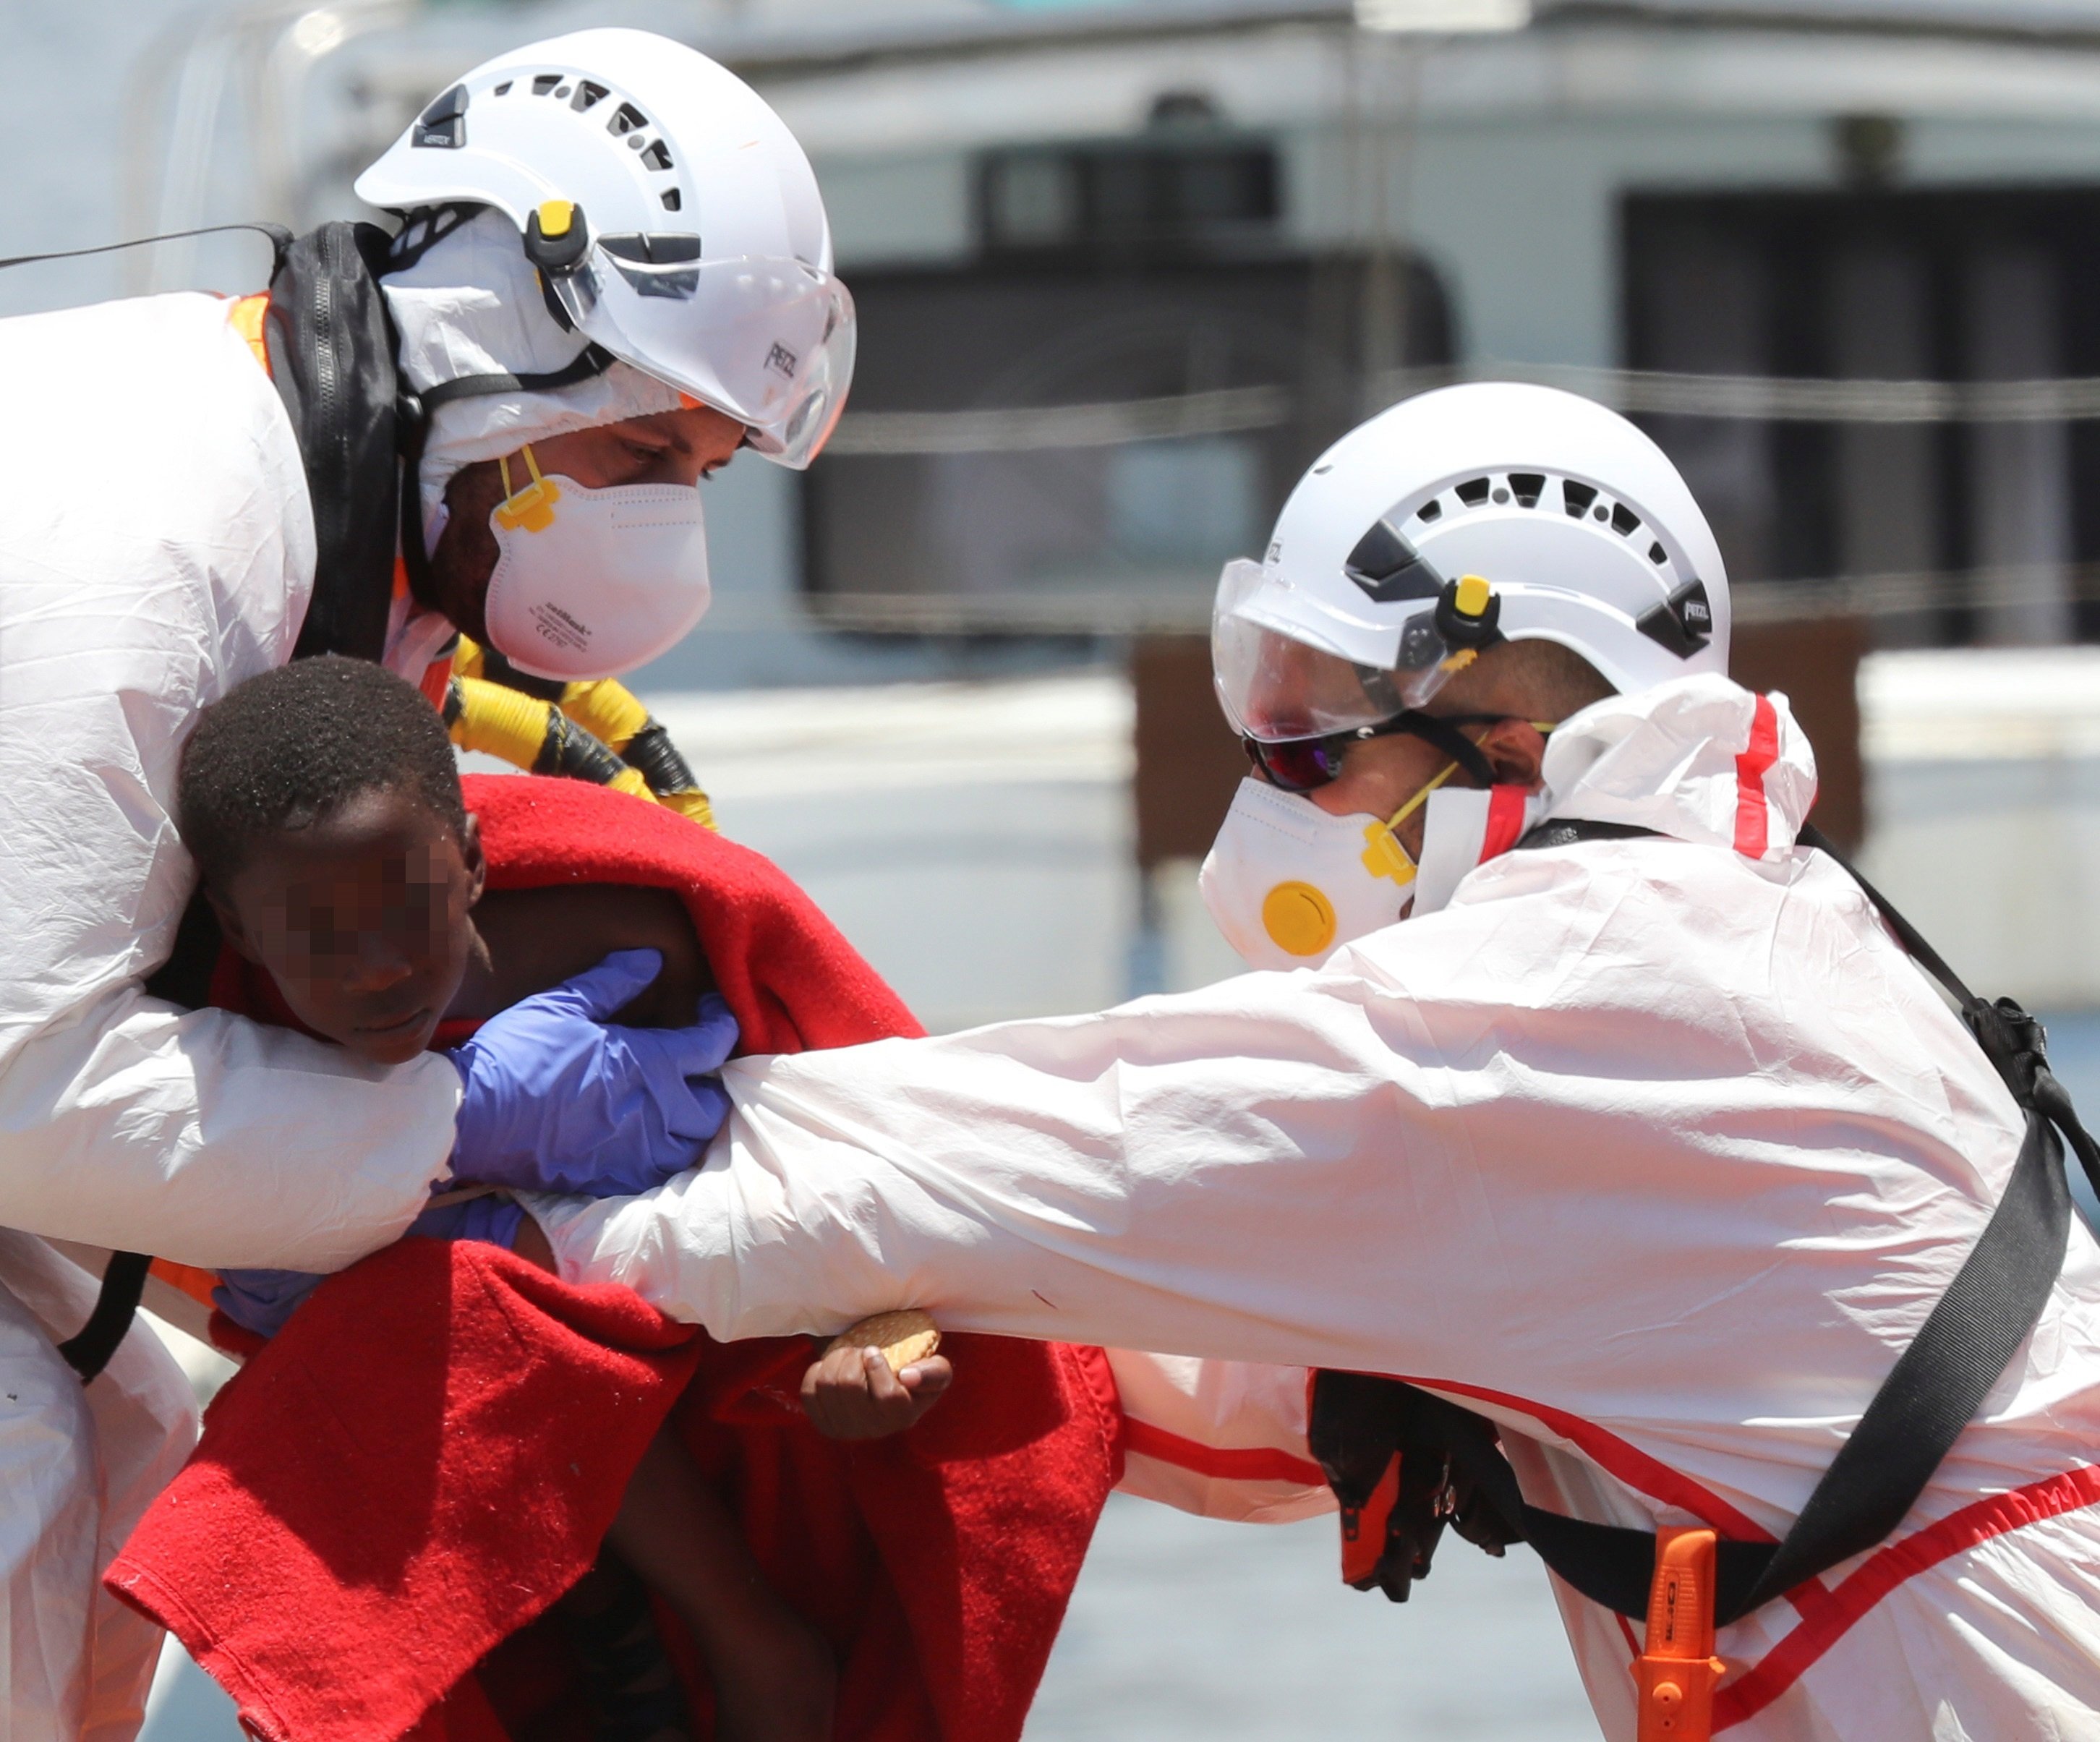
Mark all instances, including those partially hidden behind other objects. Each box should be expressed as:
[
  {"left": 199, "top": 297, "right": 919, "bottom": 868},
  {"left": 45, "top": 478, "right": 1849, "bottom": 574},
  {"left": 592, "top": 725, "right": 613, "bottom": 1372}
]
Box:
[
  {"left": 536, "top": 383, "right": 2100, "bottom": 1738},
  {"left": 0, "top": 31, "right": 853, "bottom": 1738}
]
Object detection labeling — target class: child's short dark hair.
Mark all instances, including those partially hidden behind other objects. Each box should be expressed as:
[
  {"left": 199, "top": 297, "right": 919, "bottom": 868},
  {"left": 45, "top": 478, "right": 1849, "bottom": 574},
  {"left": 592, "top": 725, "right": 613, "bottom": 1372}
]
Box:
[{"left": 178, "top": 655, "right": 466, "bottom": 888}]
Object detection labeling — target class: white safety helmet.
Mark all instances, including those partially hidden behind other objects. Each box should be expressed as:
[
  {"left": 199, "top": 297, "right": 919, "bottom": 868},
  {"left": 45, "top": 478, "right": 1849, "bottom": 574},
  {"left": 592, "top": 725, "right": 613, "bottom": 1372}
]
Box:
[
  {"left": 356, "top": 28, "right": 852, "bottom": 469},
  {"left": 1215, "top": 382, "right": 1730, "bottom": 743}
]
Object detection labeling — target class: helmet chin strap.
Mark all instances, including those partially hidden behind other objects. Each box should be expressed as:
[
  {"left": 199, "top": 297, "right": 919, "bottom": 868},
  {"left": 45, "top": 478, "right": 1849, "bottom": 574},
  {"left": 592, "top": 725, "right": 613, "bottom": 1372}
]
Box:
[{"left": 1379, "top": 712, "right": 1498, "bottom": 789}]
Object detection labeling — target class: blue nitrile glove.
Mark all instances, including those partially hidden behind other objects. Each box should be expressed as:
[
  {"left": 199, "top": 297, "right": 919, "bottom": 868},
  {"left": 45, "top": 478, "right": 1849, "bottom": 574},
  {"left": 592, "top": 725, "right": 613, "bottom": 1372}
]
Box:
[
  {"left": 446, "top": 949, "right": 739, "bottom": 1197},
  {"left": 213, "top": 1268, "right": 323, "bottom": 1341},
  {"left": 405, "top": 1193, "right": 526, "bottom": 1248},
  {"left": 213, "top": 1197, "right": 526, "bottom": 1340}
]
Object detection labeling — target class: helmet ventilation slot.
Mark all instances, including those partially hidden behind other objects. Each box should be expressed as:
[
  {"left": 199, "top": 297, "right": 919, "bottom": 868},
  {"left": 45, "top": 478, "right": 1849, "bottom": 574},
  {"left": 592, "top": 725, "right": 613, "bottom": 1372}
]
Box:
[
  {"left": 1610, "top": 501, "right": 1642, "bottom": 537},
  {"left": 609, "top": 103, "right": 649, "bottom": 137},
  {"left": 660, "top": 189, "right": 683, "bottom": 210},
  {"left": 601, "top": 233, "right": 701, "bottom": 262},
  {"left": 641, "top": 140, "right": 674, "bottom": 171},
  {"left": 1413, "top": 498, "right": 1443, "bottom": 524},
  {"left": 1561, "top": 480, "right": 1598, "bottom": 518},
  {"left": 572, "top": 81, "right": 608, "bottom": 112},
  {"left": 492, "top": 82, "right": 512, "bottom": 96},
  {"left": 1346, "top": 520, "right": 1414, "bottom": 583},
  {"left": 1507, "top": 472, "right": 1545, "bottom": 507},
  {"left": 1454, "top": 477, "right": 1492, "bottom": 508},
  {"left": 532, "top": 74, "right": 561, "bottom": 95},
  {"left": 1344, "top": 520, "right": 1440, "bottom": 604},
  {"left": 412, "top": 85, "right": 468, "bottom": 149},
  {"left": 600, "top": 231, "right": 702, "bottom": 297}
]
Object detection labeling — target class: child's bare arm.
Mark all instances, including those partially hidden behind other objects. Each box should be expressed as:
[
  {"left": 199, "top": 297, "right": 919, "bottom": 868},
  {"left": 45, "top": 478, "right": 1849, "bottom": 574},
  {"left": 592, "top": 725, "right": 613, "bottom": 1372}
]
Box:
[
  {"left": 509, "top": 1212, "right": 558, "bottom": 1272},
  {"left": 801, "top": 1344, "right": 952, "bottom": 1440}
]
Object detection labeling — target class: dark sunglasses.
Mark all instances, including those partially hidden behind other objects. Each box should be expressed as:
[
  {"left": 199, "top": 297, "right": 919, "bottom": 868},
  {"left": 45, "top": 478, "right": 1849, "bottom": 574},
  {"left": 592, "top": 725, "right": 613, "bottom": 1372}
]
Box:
[{"left": 1242, "top": 712, "right": 1536, "bottom": 795}]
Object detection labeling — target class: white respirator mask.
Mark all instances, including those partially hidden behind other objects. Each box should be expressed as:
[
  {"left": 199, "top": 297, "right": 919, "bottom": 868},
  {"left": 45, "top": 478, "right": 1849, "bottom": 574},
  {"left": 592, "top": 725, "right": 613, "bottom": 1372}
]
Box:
[
  {"left": 482, "top": 445, "right": 712, "bottom": 681},
  {"left": 1199, "top": 770, "right": 1550, "bottom": 972},
  {"left": 1198, "top": 764, "right": 1458, "bottom": 972}
]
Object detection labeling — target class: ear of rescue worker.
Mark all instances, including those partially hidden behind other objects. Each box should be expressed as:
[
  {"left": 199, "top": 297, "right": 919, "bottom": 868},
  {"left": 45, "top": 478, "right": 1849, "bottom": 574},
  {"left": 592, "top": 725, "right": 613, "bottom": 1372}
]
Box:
[{"left": 419, "top": 406, "right": 747, "bottom": 645}]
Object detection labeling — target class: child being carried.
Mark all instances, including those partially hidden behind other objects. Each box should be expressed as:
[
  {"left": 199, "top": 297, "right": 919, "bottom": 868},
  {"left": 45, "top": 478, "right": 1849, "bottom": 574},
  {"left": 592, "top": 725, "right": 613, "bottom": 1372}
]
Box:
[{"left": 174, "top": 655, "right": 951, "bottom": 1742}]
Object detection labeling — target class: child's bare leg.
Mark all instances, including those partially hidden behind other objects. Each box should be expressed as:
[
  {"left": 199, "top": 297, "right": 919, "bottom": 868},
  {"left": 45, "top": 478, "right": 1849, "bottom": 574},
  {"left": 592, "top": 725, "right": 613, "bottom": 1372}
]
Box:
[{"left": 607, "top": 1426, "right": 835, "bottom": 1742}]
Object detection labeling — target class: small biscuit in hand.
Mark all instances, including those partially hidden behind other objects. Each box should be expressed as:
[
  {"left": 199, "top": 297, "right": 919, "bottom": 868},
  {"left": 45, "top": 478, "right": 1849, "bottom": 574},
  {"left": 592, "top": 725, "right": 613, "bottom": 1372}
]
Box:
[{"left": 827, "top": 1308, "right": 940, "bottom": 1373}]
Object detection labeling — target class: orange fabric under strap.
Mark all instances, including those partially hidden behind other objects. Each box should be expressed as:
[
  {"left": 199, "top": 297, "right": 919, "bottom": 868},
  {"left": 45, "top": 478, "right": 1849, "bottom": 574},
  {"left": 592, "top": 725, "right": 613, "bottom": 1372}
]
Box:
[
  {"left": 149, "top": 1258, "right": 221, "bottom": 1311},
  {"left": 227, "top": 292, "right": 272, "bottom": 375},
  {"left": 1634, "top": 1526, "right": 1725, "bottom": 1742}
]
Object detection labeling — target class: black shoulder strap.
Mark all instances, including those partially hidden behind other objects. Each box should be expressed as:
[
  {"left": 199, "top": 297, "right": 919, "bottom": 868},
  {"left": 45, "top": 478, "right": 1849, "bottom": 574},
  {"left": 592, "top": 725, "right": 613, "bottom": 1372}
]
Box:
[
  {"left": 58, "top": 1252, "right": 152, "bottom": 1383},
  {"left": 1514, "top": 818, "right": 1653, "bottom": 852},
  {"left": 1348, "top": 814, "right": 2093, "bottom": 1623},
  {"left": 267, "top": 222, "right": 409, "bottom": 662}
]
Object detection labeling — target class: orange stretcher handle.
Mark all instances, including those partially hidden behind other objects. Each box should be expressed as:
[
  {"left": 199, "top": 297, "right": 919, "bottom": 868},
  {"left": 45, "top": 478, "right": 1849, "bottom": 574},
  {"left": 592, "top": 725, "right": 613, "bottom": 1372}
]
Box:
[{"left": 1634, "top": 1526, "right": 1725, "bottom": 1742}]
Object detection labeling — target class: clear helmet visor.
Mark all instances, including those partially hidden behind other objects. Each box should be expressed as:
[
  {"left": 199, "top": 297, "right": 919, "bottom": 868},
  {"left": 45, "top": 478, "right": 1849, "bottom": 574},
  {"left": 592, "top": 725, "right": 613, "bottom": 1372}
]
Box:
[
  {"left": 1211, "top": 558, "right": 1457, "bottom": 741},
  {"left": 556, "top": 250, "right": 856, "bottom": 469}
]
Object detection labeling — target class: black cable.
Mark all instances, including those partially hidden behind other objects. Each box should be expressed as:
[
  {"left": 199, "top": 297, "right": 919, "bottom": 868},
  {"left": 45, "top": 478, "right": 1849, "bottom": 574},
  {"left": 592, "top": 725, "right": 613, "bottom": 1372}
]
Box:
[{"left": 0, "top": 223, "right": 293, "bottom": 280}]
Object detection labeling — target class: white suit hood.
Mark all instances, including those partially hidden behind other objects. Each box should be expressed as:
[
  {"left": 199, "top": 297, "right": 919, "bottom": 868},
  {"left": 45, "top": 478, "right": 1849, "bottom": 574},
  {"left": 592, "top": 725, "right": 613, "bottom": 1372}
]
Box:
[
  {"left": 1409, "top": 675, "right": 1817, "bottom": 924},
  {"left": 1540, "top": 673, "right": 1817, "bottom": 861},
  {"left": 381, "top": 208, "right": 683, "bottom": 542}
]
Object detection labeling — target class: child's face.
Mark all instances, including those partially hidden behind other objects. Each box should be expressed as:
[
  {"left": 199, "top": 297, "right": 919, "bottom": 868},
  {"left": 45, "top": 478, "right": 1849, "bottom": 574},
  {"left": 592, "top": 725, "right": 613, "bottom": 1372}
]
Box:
[{"left": 213, "top": 787, "right": 484, "bottom": 1066}]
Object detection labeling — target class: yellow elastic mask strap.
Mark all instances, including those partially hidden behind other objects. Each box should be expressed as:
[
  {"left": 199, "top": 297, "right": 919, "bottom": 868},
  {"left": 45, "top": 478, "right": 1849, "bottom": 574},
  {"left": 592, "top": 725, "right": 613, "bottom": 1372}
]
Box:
[
  {"left": 1359, "top": 760, "right": 1461, "bottom": 887},
  {"left": 494, "top": 444, "right": 562, "bottom": 534}
]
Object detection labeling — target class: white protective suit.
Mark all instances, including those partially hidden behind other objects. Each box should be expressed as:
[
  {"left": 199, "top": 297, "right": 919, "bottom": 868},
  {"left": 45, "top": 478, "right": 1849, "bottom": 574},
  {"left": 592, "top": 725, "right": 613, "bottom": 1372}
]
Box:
[
  {"left": 541, "top": 673, "right": 2100, "bottom": 1740},
  {"left": 0, "top": 291, "right": 459, "bottom": 1738}
]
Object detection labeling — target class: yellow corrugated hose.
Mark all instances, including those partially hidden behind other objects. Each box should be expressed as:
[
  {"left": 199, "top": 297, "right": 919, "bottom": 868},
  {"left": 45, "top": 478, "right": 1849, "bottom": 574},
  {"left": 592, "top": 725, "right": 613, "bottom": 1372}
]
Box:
[{"left": 446, "top": 638, "right": 716, "bottom": 830}]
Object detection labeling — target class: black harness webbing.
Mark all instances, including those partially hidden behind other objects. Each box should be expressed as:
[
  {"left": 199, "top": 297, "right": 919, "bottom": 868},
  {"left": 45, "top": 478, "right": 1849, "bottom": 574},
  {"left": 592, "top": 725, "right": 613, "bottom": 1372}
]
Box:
[
  {"left": 57, "top": 1254, "right": 153, "bottom": 1383},
  {"left": 269, "top": 223, "right": 408, "bottom": 662},
  {"left": 1315, "top": 817, "right": 2100, "bottom": 1623}
]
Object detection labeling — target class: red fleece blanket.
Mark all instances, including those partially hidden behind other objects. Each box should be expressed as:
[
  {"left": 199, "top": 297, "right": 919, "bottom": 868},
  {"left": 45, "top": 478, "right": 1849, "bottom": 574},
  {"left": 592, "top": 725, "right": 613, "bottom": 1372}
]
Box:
[{"left": 108, "top": 775, "right": 1121, "bottom": 1742}]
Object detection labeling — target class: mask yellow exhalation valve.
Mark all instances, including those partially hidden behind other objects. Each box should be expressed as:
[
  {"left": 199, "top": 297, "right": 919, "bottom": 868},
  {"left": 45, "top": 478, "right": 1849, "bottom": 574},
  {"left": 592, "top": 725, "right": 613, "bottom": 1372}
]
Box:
[{"left": 1261, "top": 881, "right": 1339, "bottom": 957}]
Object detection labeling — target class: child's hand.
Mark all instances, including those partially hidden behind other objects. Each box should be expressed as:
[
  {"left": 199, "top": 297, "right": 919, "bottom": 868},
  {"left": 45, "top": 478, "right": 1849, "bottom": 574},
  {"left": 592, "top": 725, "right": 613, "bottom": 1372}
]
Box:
[{"left": 801, "top": 1344, "right": 952, "bottom": 1440}]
